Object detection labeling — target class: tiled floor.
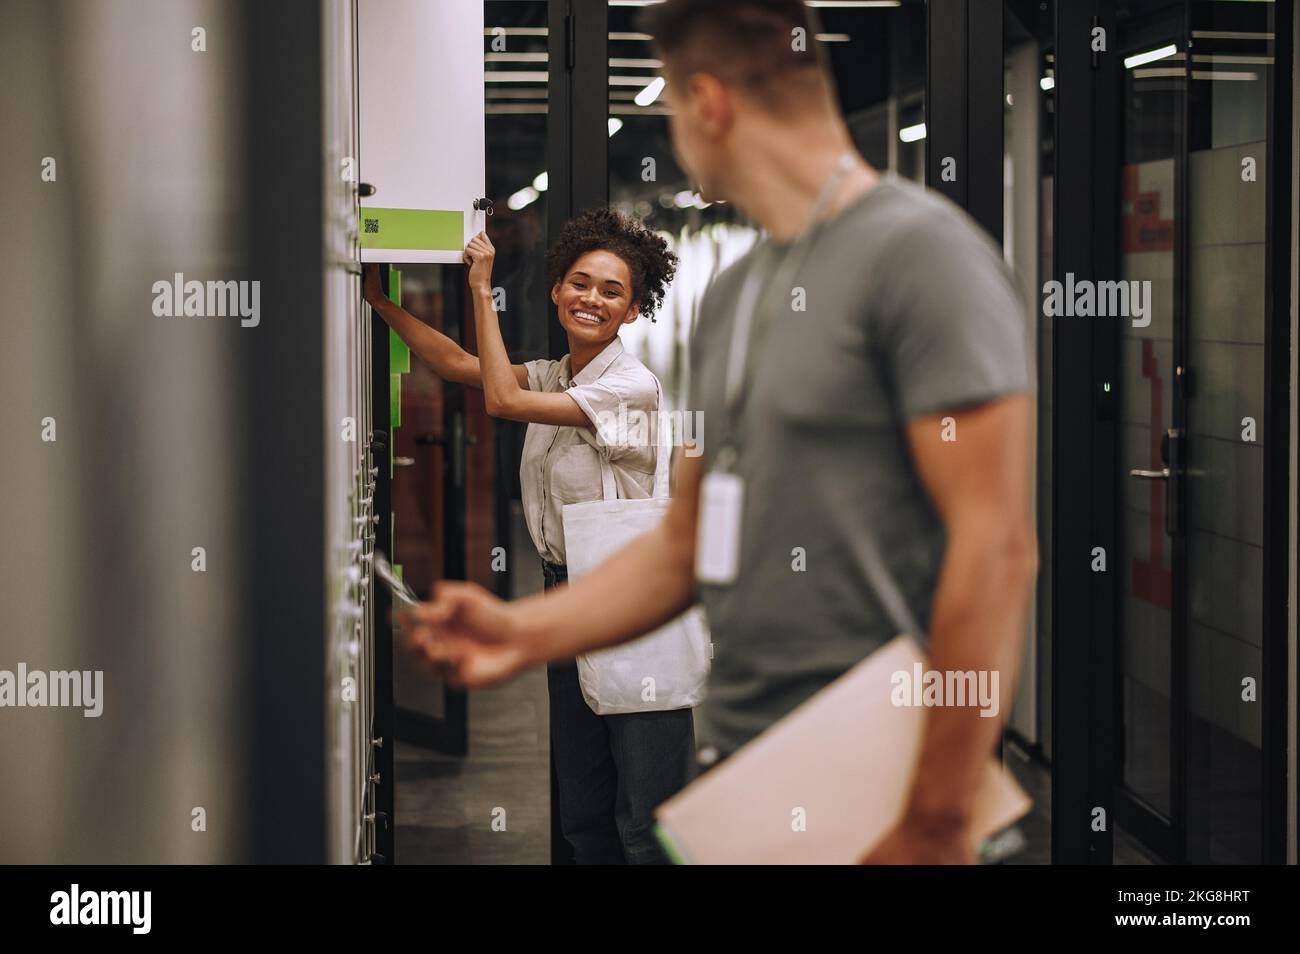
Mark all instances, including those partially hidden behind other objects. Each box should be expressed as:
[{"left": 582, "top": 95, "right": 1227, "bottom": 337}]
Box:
[
  {"left": 395, "top": 506, "right": 550, "bottom": 865},
  {"left": 1005, "top": 740, "right": 1159, "bottom": 865},
  {"left": 394, "top": 666, "right": 550, "bottom": 865},
  {"left": 397, "top": 707, "right": 1164, "bottom": 865},
  {"left": 397, "top": 702, "right": 1166, "bottom": 865}
]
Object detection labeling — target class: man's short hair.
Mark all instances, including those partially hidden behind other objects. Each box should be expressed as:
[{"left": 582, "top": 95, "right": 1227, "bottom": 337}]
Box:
[{"left": 641, "top": 0, "right": 836, "bottom": 115}]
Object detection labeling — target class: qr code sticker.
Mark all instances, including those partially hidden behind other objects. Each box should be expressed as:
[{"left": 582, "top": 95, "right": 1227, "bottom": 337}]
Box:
[{"left": 364, "top": 218, "right": 379, "bottom": 234}]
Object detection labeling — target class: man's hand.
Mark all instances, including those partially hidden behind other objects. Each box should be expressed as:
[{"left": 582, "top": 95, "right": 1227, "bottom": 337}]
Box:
[
  {"left": 395, "top": 579, "right": 534, "bottom": 688},
  {"left": 860, "top": 813, "right": 978, "bottom": 865},
  {"left": 463, "top": 231, "right": 496, "bottom": 294}
]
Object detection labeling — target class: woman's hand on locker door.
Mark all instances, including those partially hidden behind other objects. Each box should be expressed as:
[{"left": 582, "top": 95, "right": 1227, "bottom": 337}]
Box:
[
  {"left": 463, "top": 231, "right": 496, "bottom": 295},
  {"left": 396, "top": 579, "right": 530, "bottom": 688},
  {"left": 361, "top": 262, "right": 384, "bottom": 306}
]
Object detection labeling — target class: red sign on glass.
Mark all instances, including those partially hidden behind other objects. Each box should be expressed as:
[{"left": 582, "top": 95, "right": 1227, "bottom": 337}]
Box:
[{"left": 1121, "top": 165, "right": 1174, "bottom": 253}]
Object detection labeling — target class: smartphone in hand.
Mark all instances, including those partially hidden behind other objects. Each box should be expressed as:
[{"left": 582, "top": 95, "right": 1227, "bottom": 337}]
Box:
[{"left": 372, "top": 552, "right": 420, "bottom": 608}]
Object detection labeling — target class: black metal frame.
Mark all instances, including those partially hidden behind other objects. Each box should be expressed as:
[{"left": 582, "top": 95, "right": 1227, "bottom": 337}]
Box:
[
  {"left": 968, "top": 0, "right": 1004, "bottom": 244},
  {"left": 543, "top": 0, "right": 609, "bottom": 864},
  {"left": 926, "top": 0, "right": 1004, "bottom": 243},
  {"left": 926, "top": 0, "right": 966, "bottom": 213},
  {"left": 547, "top": 0, "right": 608, "bottom": 362},
  {"left": 1050, "top": 0, "right": 1120, "bottom": 865},
  {"left": 371, "top": 272, "right": 396, "bottom": 863},
  {"left": 1260, "top": 0, "right": 1293, "bottom": 867},
  {"left": 1170, "top": 4, "right": 1191, "bottom": 864},
  {"left": 243, "top": 0, "right": 328, "bottom": 863}
]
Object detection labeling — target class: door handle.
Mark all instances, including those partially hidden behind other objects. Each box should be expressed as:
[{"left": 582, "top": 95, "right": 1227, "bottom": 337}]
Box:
[
  {"left": 1128, "top": 429, "right": 1183, "bottom": 536},
  {"left": 1164, "top": 427, "right": 1183, "bottom": 536},
  {"left": 413, "top": 421, "right": 464, "bottom": 488},
  {"left": 451, "top": 412, "right": 464, "bottom": 489}
]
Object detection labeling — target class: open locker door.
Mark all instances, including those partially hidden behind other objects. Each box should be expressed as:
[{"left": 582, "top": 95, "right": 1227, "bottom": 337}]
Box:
[{"left": 359, "top": 0, "right": 487, "bottom": 264}]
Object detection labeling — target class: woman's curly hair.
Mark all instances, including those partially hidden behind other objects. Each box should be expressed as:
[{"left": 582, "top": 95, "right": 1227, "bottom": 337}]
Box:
[{"left": 544, "top": 207, "right": 678, "bottom": 322}]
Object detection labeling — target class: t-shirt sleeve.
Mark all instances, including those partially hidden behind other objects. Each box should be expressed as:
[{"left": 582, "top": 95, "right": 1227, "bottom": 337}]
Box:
[
  {"left": 524, "top": 357, "right": 556, "bottom": 393},
  {"left": 874, "top": 206, "right": 1031, "bottom": 420},
  {"left": 567, "top": 365, "right": 659, "bottom": 449}
]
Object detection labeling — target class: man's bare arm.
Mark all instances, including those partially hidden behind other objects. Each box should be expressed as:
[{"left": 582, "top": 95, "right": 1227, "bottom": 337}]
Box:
[
  {"left": 363, "top": 263, "right": 529, "bottom": 390},
  {"left": 514, "top": 451, "right": 701, "bottom": 660},
  {"left": 899, "top": 394, "right": 1037, "bottom": 835},
  {"left": 471, "top": 285, "right": 592, "bottom": 427}
]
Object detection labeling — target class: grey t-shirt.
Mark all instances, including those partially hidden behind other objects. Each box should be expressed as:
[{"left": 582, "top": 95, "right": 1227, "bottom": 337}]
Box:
[{"left": 688, "top": 174, "right": 1029, "bottom": 756}]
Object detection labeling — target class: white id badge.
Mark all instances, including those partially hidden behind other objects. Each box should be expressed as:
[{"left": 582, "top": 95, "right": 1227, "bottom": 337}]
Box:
[{"left": 696, "top": 470, "right": 744, "bottom": 585}]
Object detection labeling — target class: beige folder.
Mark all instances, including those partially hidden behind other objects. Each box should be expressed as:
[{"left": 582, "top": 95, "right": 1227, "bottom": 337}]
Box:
[{"left": 653, "top": 635, "right": 1032, "bottom": 864}]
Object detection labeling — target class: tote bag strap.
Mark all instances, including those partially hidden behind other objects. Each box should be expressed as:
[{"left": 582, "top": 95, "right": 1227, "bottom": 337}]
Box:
[
  {"left": 650, "top": 375, "right": 670, "bottom": 499},
  {"left": 594, "top": 373, "right": 670, "bottom": 501}
]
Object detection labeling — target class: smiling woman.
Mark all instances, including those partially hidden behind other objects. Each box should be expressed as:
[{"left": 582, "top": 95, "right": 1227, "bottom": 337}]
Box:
[
  {"left": 456, "top": 209, "right": 678, "bottom": 576},
  {"left": 504, "top": 210, "right": 692, "bottom": 866},
  {"left": 544, "top": 207, "right": 676, "bottom": 329},
  {"left": 368, "top": 207, "right": 688, "bottom": 864},
  {"left": 455, "top": 208, "right": 676, "bottom": 433}
]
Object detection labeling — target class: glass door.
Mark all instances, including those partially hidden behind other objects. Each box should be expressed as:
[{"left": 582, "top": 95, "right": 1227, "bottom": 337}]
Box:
[
  {"left": 1115, "top": 0, "right": 1184, "bottom": 859},
  {"left": 1181, "top": 0, "right": 1273, "bottom": 865},
  {"left": 1114, "top": 0, "right": 1279, "bottom": 864}
]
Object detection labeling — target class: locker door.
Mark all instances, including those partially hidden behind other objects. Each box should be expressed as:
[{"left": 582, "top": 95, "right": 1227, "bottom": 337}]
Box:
[{"left": 358, "top": 0, "right": 487, "bottom": 264}]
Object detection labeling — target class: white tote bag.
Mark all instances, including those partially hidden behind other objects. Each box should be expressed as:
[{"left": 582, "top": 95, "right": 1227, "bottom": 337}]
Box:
[{"left": 561, "top": 390, "right": 711, "bottom": 715}]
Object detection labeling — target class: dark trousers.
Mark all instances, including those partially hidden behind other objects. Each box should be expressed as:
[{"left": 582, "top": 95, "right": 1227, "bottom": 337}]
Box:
[{"left": 543, "top": 560, "right": 695, "bottom": 865}]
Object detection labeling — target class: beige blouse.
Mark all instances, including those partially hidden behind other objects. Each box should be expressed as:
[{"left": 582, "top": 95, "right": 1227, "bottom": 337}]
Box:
[{"left": 521, "top": 336, "right": 659, "bottom": 565}]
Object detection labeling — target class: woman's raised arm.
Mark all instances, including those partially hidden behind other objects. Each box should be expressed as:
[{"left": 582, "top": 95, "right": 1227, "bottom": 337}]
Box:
[
  {"left": 463, "top": 233, "right": 591, "bottom": 427},
  {"left": 362, "top": 262, "right": 529, "bottom": 390}
]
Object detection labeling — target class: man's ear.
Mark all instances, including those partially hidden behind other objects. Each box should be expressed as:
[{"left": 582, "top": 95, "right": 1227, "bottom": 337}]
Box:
[{"left": 690, "top": 71, "right": 733, "bottom": 139}]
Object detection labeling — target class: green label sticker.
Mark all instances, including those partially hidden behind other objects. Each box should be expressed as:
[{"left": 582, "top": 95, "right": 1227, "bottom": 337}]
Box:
[{"left": 361, "top": 207, "right": 463, "bottom": 251}]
